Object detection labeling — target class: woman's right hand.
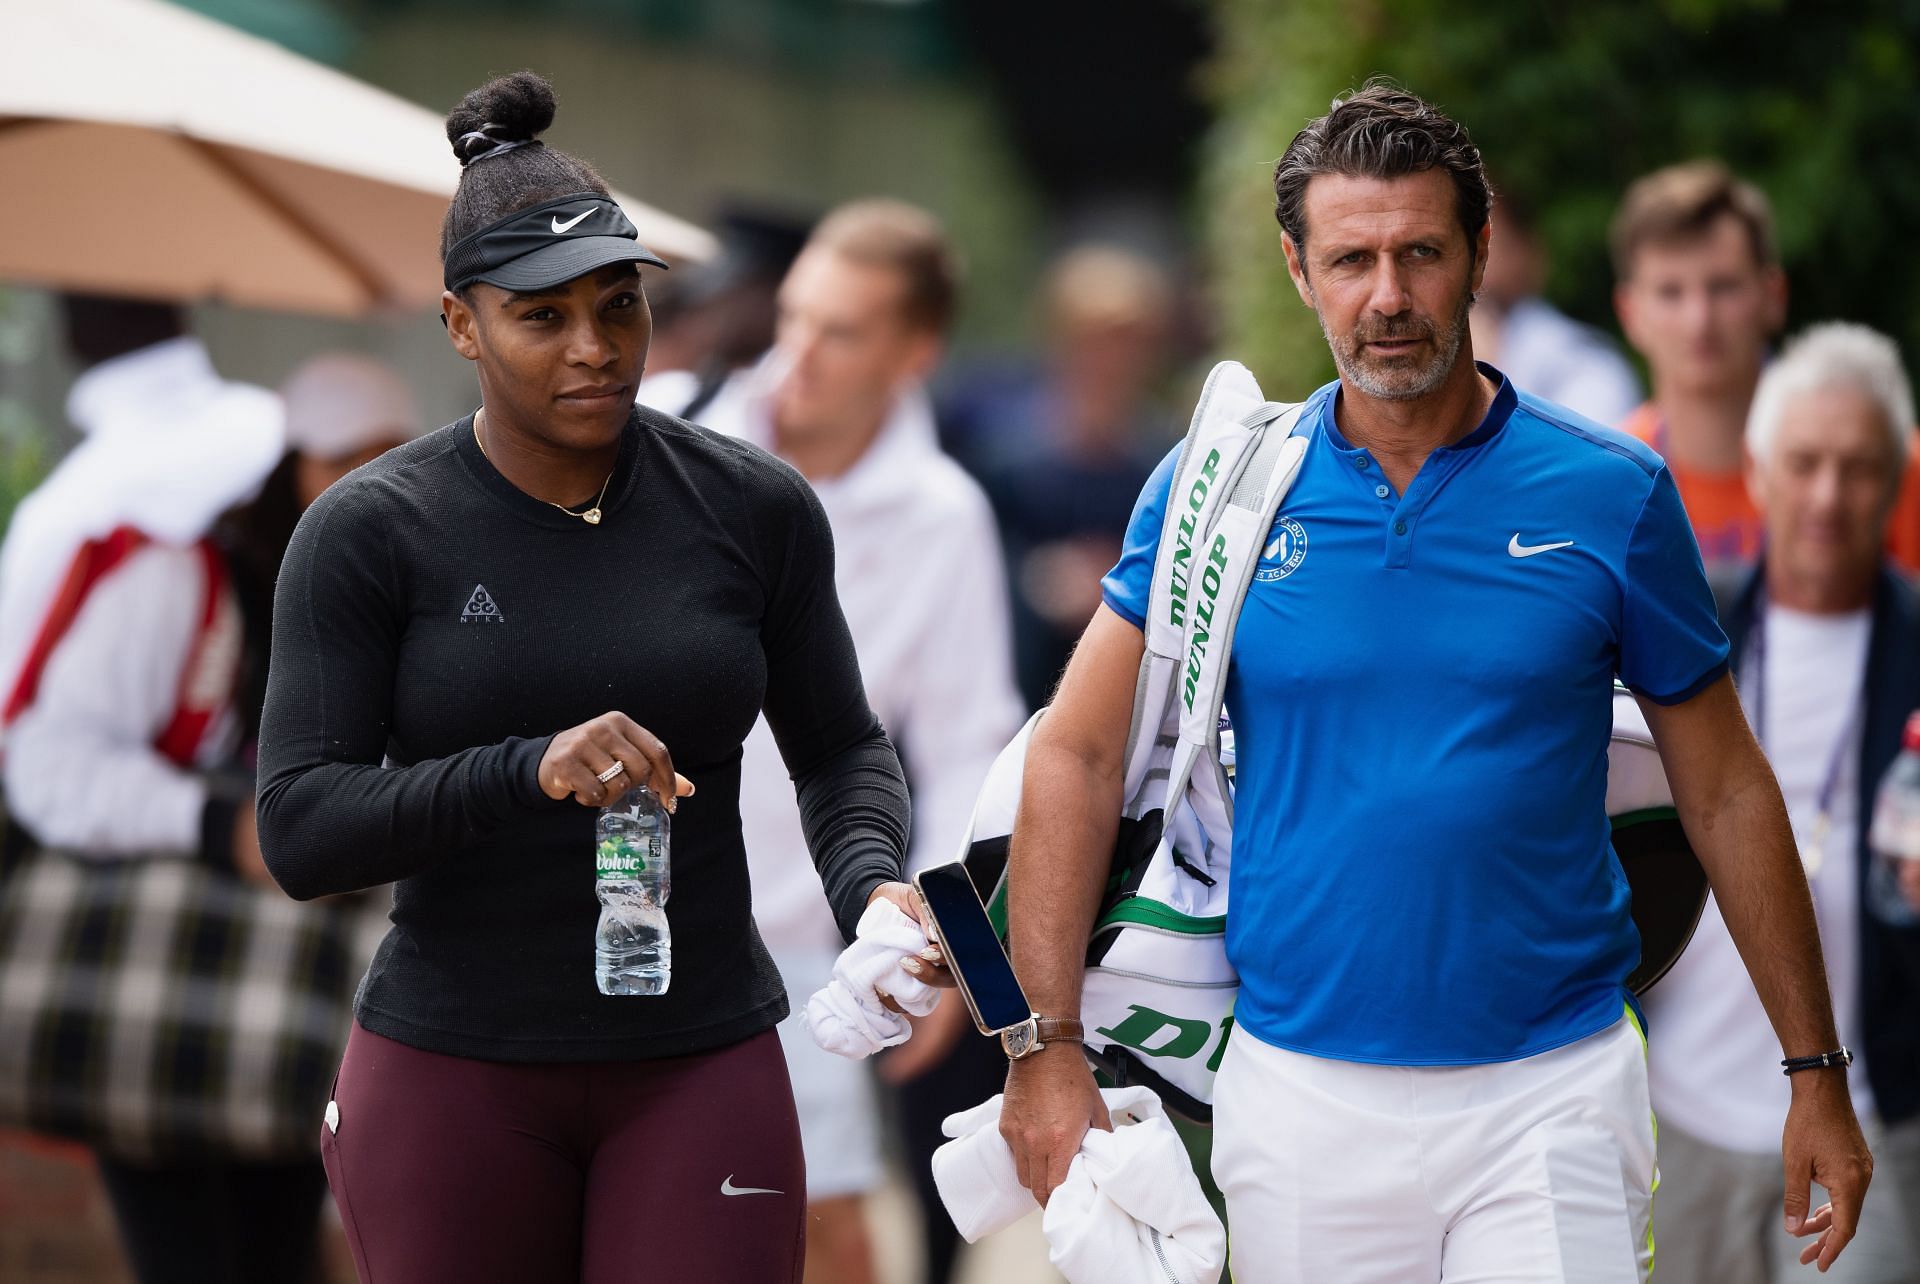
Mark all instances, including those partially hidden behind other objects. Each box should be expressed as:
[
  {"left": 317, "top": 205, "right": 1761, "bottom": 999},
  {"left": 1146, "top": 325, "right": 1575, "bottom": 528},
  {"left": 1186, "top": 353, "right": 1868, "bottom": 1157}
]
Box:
[{"left": 538, "top": 712, "right": 695, "bottom": 808}]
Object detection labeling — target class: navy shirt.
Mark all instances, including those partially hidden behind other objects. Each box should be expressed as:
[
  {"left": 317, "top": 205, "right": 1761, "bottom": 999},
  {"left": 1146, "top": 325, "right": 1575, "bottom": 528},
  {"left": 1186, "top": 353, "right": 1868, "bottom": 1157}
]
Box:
[{"left": 1103, "top": 369, "right": 1728, "bottom": 1065}]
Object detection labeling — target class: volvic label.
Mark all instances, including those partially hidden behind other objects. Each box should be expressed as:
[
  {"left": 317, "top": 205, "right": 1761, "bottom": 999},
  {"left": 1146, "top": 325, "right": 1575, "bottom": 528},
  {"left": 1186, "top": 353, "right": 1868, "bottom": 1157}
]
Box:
[
  {"left": 596, "top": 839, "right": 652, "bottom": 879},
  {"left": 1166, "top": 448, "right": 1221, "bottom": 629}
]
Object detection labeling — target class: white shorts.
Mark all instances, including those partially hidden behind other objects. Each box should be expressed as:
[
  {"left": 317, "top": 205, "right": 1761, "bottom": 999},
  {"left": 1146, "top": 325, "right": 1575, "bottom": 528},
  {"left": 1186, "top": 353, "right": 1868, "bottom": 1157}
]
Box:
[
  {"left": 771, "top": 946, "right": 883, "bottom": 1201},
  {"left": 1213, "top": 1012, "right": 1656, "bottom": 1283}
]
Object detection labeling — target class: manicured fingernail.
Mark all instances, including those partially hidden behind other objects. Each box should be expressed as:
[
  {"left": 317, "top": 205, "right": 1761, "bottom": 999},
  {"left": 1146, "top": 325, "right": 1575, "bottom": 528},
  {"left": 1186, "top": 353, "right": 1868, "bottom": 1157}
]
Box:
[
  {"left": 902, "top": 958, "right": 924, "bottom": 975},
  {"left": 920, "top": 946, "right": 941, "bottom": 961}
]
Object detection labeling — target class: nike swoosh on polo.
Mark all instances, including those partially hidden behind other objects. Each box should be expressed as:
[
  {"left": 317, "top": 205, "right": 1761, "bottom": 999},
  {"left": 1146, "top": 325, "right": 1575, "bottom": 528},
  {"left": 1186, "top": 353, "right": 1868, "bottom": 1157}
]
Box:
[
  {"left": 720, "top": 1175, "right": 784, "bottom": 1197},
  {"left": 1508, "top": 534, "right": 1576, "bottom": 558},
  {"left": 551, "top": 209, "right": 593, "bottom": 233}
]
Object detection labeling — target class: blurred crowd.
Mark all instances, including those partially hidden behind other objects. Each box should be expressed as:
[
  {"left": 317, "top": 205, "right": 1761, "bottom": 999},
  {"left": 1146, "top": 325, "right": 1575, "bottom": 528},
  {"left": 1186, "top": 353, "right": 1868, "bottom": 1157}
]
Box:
[{"left": 2, "top": 147, "right": 1918, "bottom": 1284}]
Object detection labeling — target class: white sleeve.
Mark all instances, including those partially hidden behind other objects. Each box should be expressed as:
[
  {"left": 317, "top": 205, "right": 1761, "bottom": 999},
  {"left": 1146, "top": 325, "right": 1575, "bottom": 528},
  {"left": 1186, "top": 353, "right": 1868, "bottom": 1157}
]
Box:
[
  {"left": 1557, "top": 351, "right": 1645, "bottom": 430},
  {"left": 634, "top": 370, "right": 701, "bottom": 418},
  {"left": 895, "top": 488, "right": 1026, "bottom": 875},
  {"left": 3, "top": 544, "right": 211, "bottom": 857}
]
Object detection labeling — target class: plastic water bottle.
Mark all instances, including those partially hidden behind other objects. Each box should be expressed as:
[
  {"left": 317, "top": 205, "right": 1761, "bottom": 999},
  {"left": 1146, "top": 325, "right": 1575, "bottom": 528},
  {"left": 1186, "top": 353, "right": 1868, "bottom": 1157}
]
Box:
[
  {"left": 595, "top": 785, "right": 671, "bottom": 994},
  {"left": 1867, "top": 711, "right": 1920, "bottom": 928}
]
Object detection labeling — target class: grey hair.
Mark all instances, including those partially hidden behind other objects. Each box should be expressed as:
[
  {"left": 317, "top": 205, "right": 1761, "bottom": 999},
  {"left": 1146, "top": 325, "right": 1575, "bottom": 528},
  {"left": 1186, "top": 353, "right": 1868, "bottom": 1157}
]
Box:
[{"left": 1746, "top": 322, "right": 1915, "bottom": 469}]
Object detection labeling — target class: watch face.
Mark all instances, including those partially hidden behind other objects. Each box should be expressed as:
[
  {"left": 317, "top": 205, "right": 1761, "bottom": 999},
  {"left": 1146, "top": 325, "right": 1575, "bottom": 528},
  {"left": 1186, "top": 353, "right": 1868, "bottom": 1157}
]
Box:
[{"left": 1003, "top": 1023, "right": 1035, "bottom": 1058}]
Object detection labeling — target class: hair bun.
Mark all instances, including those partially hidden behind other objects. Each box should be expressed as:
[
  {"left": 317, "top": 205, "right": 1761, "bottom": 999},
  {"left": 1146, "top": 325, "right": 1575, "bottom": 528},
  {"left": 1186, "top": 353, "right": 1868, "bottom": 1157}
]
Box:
[{"left": 446, "top": 71, "right": 558, "bottom": 166}]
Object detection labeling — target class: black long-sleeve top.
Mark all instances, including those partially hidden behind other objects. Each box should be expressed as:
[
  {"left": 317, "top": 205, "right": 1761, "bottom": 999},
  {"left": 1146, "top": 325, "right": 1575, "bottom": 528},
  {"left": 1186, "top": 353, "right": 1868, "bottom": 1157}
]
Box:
[{"left": 256, "top": 406, "right": 910, "bottom": 1061}]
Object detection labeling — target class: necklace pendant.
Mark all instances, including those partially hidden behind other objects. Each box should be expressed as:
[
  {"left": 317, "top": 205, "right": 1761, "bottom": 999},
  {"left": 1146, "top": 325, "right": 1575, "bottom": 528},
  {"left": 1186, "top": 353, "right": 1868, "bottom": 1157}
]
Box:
[{"left": 583, "top": 508, "right": 602, "bottom": 525}]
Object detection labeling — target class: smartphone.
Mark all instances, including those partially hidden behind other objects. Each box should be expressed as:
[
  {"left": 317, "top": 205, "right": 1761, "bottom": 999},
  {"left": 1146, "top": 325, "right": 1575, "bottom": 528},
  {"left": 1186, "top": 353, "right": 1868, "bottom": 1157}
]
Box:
[{"left": 912, "top": 862, "right": 1034, "bottom": 1036}]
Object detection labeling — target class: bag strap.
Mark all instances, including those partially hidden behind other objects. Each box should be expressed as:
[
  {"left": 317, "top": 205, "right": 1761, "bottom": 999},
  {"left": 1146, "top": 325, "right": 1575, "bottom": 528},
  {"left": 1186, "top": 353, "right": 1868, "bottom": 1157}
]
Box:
[
  {"left": 1140, "top": 364, "right": 1269, "bottom": 661},
  {"left": 153, "top": 541, "right": 237, "bottom": 767},
  {"left": 1159, "top": 401, "right": 1308, "bottom": 826},
  {"left": 1122, "top": 357, "right": 1313, "bottom": 830},
  {"left": 3, "top": 526, "right": 151, "bottom": 727},
  {"left": 3, "top": 530, "right": 234, "bottom": 769},
  {"left": 1123, "top": 362, "right": 1274, "bottom": 775}
]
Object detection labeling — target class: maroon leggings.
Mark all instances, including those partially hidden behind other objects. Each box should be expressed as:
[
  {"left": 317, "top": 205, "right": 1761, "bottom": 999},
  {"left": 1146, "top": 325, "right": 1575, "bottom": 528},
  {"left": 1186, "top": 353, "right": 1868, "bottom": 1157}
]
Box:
[{"left": 321, "top": 1023, "right": 805, "bottom": 1283}]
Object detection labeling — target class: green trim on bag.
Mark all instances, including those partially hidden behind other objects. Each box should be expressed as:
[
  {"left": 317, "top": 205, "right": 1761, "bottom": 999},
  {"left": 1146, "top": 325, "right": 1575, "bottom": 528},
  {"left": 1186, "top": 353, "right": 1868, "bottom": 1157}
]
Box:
[
  {"left": 1094, "top": 897, "right": 1226, "bottom": 935},
  {"left": 987, "top": 883, "right": 1008, "bottom": 937},
  {"left": 989, "top": 863, "right": 1133, "bottom": 941},
  {"left": 1611, "top": 805, "right": 1679, "bottom": 829}
]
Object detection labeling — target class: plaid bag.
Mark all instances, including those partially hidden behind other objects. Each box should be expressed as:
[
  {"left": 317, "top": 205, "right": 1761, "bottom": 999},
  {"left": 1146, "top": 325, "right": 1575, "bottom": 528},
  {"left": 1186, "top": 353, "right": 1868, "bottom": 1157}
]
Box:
[
  {"left": 0, "top": 531, "right": 383, "bottom": 1163},
  {"left": 0, "top": 850, "right": 384, "bottom": 1163}
]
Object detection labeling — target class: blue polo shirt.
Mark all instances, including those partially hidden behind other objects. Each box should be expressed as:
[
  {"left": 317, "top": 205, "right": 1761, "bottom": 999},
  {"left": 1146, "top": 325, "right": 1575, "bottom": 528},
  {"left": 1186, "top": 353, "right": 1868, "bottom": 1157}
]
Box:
[{"left": 1102, "top": 368, "right": 1728, "bottom": 1065}]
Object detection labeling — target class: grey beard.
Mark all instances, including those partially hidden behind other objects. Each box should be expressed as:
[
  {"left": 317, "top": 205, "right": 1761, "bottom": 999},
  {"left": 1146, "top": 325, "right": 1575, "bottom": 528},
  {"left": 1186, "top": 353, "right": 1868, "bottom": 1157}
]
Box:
[{"left": 1317, "top": 289, "right": 1473, "bottom": 402}]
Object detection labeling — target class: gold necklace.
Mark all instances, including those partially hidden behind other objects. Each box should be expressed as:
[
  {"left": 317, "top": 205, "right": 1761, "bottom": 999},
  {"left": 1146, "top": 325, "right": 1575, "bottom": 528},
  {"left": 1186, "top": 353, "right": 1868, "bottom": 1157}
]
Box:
[{"left": 474, "top": 415, "right": 614, "bottom": 525}]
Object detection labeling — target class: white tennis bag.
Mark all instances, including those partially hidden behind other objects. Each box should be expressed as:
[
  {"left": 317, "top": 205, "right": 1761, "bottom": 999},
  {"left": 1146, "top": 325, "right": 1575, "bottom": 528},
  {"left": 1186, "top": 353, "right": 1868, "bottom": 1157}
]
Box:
[
  {"left": 1607, "top": 685, "right": 1709, "bottom": 994},
  {"left": 956, "top": 360, "right": 1308, "bottom": 1123}
]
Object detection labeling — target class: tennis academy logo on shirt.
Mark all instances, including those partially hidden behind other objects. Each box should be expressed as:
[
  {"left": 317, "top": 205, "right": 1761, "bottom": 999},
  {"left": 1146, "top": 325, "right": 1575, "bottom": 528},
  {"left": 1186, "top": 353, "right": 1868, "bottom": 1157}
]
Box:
[
  {"left": 461, "top": 584, "right": 504, "bottom": 624},
  {"left": 1254, "top": 516, "right": 1308, "bottom": 583}
]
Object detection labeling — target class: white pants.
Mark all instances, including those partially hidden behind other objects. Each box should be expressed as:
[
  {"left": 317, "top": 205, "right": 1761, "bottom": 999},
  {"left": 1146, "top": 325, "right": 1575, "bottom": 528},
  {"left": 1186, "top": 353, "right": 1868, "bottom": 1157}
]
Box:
[{"left": 1213, "top": 1014, "right": 1655, "bottom": 1283}]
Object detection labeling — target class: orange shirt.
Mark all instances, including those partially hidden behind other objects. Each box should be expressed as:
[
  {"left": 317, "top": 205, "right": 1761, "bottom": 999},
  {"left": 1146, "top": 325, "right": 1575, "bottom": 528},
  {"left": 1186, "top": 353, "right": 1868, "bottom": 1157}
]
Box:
[{"left": 1620, "top": 403, "right": 1920, "bottom": 574}]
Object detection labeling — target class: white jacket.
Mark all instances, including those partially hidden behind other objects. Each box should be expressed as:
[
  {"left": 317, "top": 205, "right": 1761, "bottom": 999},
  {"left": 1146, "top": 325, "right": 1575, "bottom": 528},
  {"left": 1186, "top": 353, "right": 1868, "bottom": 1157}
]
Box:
[
  {"left": 0, "top": 339, "right": 279, "bottom": 854},
  {"left": 0, "top": 338, "right": 280, "bottom": 717},
  {"left": 4, "top": 544, "right": 237, "bottom": 854}
]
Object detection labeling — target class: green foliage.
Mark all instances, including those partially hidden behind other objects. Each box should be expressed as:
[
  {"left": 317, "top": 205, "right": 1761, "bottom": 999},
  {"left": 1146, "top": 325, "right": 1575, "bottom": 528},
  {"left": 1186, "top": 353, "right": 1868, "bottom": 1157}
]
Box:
[
  {"left": 0, "top": 288, "right": 51, "bottom": 535},
  {"left": 0, "top": 404, "right": 48, "bottom": 539},
  {"left": 1203, "top": 0, "right": 1920, "bottom": 399}
]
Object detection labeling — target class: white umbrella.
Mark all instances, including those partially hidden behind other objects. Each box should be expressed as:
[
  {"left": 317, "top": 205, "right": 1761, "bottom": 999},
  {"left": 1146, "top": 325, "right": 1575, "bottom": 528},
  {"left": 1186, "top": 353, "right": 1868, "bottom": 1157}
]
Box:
[{"left": 0, "top": 0, "right": 715, "bottom": 317}]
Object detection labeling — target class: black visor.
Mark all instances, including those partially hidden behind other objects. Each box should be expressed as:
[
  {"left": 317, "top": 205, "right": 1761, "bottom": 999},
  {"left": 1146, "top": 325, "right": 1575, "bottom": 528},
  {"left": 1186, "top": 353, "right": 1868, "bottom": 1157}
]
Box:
[{"left": 443, "top": 192, "right": 669, "bottom": 293}]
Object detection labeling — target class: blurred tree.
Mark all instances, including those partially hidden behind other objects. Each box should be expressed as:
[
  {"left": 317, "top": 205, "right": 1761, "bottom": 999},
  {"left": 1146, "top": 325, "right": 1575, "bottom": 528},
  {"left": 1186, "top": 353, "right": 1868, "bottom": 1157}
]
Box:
[
  {"left": 958, "top": 0, "right": 1211, "bottom": 221},
  {"left": 368, "top": 0, "right": 963, "bottom": 77},
  {"left": 0, "top": 289, "right": 53, "bottom": 534},
  {"left": 173, "top": 0, "right": 355, "bottom": 62},
  {"left": 0, "top": 407, "right": 48, "bottom": 537},
  {"left": 1203, "top": 0, "right": 1920, "bottom": 400}
]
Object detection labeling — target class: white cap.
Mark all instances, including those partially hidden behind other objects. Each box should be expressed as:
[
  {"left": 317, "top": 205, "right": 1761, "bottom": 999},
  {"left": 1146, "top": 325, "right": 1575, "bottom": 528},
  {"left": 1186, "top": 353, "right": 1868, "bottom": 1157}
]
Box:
[{"left": 279, "top": 353, "right": 422, "bottom": 461}]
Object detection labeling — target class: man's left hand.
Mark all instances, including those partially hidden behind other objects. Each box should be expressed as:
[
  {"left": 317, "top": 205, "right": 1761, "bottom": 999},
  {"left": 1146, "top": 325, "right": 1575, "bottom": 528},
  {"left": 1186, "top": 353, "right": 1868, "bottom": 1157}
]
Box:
[{"left": 1782, "top": 1072, "right": 1873, "bottom": 1272}]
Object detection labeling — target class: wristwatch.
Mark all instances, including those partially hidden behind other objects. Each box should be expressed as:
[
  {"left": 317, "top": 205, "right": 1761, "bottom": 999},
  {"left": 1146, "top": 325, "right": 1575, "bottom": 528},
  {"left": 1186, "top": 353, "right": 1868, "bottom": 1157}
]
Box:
[{"left": 1002, "top": 1015, "right": 1085, "bottom": 1060}]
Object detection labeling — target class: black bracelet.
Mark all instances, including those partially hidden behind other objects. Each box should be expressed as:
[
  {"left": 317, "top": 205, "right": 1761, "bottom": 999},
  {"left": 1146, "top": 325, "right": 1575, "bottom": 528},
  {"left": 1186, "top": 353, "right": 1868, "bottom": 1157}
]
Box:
[{"left": 1781, "top": 1048, "right": 1853, "bottom": 1075}]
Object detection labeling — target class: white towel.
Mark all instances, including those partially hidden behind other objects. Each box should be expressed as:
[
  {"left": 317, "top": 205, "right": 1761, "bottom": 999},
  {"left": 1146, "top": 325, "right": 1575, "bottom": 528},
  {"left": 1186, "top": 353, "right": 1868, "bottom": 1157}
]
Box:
[
  {"left": 931, "top": 1085, "right": 1225, "bottom": 1284},
  {"left": 930, "top": 1094, "right": 1035, "bottom": 1241},
  {"left": 803, "top": 899, "right": 938, "bottom": 1058},
  {"left": 1044, "top": 1097, "right": 1226, "bottom": 1284}
]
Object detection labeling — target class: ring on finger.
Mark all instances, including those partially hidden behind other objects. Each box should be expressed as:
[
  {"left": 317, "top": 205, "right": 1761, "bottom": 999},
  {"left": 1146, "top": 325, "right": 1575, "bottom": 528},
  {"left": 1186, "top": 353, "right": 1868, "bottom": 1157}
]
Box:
[{"left": 595, "top": 760, "right": 627, "bottom": 785}]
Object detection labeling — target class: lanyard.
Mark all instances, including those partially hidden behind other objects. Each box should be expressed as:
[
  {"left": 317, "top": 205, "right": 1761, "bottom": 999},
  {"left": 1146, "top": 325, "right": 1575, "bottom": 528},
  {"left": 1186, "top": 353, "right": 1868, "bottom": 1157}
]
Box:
[{"left": 1742, "top": 592, "right": 1862, "bottom": 878}]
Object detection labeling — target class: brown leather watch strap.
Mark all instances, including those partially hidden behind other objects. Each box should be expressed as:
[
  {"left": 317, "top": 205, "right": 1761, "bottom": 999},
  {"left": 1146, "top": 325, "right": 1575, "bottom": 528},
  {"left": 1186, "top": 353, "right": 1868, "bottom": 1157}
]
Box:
[{"left": 1034, "top": 1016, "right": 1084, "bottom": 1045}]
